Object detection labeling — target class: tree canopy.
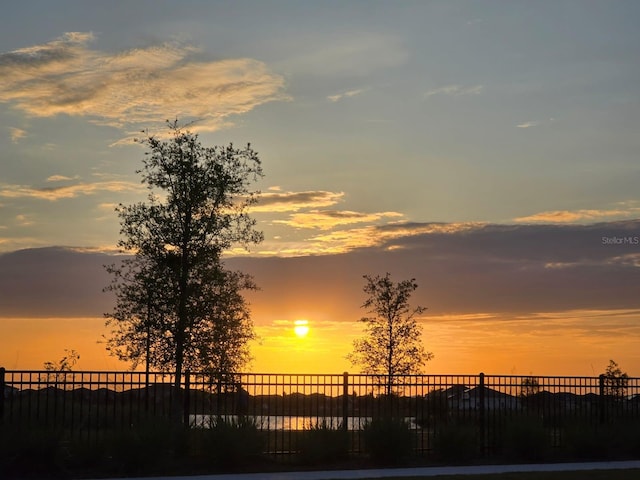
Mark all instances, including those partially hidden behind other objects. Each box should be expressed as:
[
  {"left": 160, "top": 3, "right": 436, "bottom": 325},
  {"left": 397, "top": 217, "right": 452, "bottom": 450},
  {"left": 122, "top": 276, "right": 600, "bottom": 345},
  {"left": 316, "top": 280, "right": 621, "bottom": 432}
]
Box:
[
  {"left": 348, "top": 273, "right": 433, "bottom": 395},
  {"left": 105, "top": 121, "right": 262, "bottom": 387},
  {"left": 602, "top": 359, "right": 628, "bottom": 399}
]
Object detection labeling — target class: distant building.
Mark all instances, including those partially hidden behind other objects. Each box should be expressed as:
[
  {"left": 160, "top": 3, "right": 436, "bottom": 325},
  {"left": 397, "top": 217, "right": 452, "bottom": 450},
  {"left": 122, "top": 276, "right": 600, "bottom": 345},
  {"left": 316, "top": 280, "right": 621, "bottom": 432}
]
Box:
[{"left": 436, "top": 384, "right": 519, "bottom": 411}]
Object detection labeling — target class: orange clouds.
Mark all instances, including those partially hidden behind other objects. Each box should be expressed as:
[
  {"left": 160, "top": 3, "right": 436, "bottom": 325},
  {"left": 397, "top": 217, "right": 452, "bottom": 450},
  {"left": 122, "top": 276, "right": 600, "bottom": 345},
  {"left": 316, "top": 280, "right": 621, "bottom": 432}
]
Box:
[
  {"left": 0, "top": 32, "right": 287, "bottom": 133},
  {"left": 514, "top": 202, "right": 640, "bottom": 224},
  {"left": 0, "top": 181, "right": 144, "bottom": 201},
  {"left": 307, "top": 221, "right": 484, "bottom": 254},
  {"left": 252, "top": 190, "right": 345, "bottom": 213},
  {"left": 275, "top": 210, "right": 403, "bottom": 230},
  {"left": 9, "top": 127, "right": 26, "bottom": 143}
]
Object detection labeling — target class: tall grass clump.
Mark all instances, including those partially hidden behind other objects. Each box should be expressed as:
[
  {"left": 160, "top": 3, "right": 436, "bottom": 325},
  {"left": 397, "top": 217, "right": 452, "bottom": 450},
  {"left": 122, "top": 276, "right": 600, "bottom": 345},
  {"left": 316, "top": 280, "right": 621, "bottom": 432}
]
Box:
[
  {"left": 362, "top": 417, "right": 413, "bottom": 464},
  {"left": 298, "top": 420, "right": 349, "bottom": 465},
  {"left": 196, "top": 415, "right": 264, "bottom": 469}
]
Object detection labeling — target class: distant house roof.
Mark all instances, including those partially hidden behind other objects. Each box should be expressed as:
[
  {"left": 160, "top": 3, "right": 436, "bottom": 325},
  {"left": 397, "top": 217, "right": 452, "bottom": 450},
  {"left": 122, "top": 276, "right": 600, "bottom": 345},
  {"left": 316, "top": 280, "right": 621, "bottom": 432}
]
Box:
[
  {"left": 441, "top": 384, "right": 469, "bottom": 399},
  {"left": 467, "top": 386, "right": 516, "bottom": 399}
]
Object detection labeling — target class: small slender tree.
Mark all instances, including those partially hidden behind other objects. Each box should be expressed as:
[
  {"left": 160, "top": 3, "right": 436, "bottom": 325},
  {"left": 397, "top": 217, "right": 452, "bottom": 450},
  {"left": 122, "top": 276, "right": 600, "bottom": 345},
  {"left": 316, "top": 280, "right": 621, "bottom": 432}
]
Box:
[
  {"left": 603, "top": 359, "right": 628, "bottom": 400},
  {"left": 42, "top": 349, "right": 80, "bottom": 383},
  {"left": 348, "top": 273, "right": 433, "bottom": 395},
  {"left": 520, "top": 376, "right": 540, "bottom": 398}
]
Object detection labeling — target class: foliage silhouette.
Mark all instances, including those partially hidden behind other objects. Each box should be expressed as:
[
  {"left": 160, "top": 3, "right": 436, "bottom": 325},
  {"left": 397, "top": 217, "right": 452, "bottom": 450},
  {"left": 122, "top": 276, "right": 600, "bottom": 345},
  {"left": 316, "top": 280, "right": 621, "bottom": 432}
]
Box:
[
  {"left": 105, "top": 120, "right": 262, "bottom": 390},
  {"left": 603, "top": 359, "right": 629, "bottom": 399},
  {"left": 500, "top": 416, "right": 549, "bottom": 462},
  {"left": 195, "top": 415, "right": 264, "bottom": 468},
  {"left": 520, "top": 376, "right": 541, "bottom": 398},
  {"left": 348, "top": 273, "right": 433, "bottom": 395},
  {"left": 298, "top": 420, "right": 349, "bottom": 465},
  {"left": 362, "top": 417, "right": 413, "bottom": 464},
  {"left": 433, "top": 420, "right": 478, "bottom": 464},
  {"left": 41, "top": 348, "right": 79, "bottom": 383}
]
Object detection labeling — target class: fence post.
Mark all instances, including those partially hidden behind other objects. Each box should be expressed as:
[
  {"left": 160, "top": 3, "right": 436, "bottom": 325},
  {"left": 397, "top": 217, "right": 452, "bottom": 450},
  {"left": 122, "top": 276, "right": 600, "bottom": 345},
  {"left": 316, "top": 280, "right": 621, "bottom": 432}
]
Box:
[
  {"left": 183, "top": 370, "right": 191, "bottom": 427},
  {"left": 599, "top": 374, "right": 606, "bottom": 424},
  {"left": 342, "top": 372, "right": 349, "bottom": 431},
  {"left": 0, "top": 367, "right": 5, "bottom": 424},
  {"left": 478, "top": 372, "right": 485, "bottom": 456}
]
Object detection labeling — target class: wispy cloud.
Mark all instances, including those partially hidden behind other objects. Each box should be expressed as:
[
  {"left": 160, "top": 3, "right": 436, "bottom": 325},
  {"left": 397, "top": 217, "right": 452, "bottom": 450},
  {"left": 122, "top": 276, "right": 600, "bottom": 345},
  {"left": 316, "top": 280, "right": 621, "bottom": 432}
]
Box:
[
  {"left": 424, "top": 84, "right": 483, "bottom": 99},
  {"left": 516, "top": 121, "right": 539, "bottom": 128},
  {"left": 280, "top": 33, "right": 408, "bottom": 77},
  {"left": 0, "top": 181, "right": 144, "bottom": 201},
  {"left": 327, "top": 88, "right": 365, "bottom": 102},
  {"left": 97, "top": 202, "right": 118, "bottom": 211},
  {"left": 15, "top": 214, "right": 34, "bottom": 227},
  {"left": 251, "top": 190, "right": 344, "bottom": 213},
  {"left": 0, "top": 32, "right": 288, "bottom": 134},
  {"left": 46, "top": 175, "right": 77, "bottom": 182},
  {"left": 275, "top": 210, "right": 403, "bottom": 230},
  {"left": 514, "top": 208, "right": 637, "bottom": 223},
  {"left": 9, "top": 127, "right": 27, "bottom": 143}
]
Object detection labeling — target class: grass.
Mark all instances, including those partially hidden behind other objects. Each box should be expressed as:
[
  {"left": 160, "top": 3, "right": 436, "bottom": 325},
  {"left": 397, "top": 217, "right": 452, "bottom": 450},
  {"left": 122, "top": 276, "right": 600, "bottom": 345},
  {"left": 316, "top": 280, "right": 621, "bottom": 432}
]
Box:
[{"left": 348, "top": 469, "right": 640, "bottom": 480}]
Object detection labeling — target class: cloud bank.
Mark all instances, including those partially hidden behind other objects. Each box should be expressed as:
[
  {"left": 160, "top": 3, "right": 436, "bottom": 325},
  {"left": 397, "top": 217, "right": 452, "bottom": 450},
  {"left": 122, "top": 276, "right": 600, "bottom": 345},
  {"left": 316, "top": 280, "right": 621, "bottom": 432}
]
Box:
[{"left": 2, "top": 220, "right": 639, "bottom": 319}]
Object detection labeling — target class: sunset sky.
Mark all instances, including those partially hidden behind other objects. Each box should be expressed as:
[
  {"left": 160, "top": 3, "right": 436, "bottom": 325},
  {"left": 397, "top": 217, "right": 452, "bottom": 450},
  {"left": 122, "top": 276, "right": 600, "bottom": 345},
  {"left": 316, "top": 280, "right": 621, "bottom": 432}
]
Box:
[{"left": 1, "top": 1, "right": 640, "bottom": 377}]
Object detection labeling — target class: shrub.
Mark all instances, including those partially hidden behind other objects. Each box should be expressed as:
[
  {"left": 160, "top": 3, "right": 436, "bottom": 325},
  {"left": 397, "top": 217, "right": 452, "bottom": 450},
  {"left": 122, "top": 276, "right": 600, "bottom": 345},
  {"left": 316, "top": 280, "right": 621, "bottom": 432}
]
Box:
[
  {"left": 0, "top": 425, "right": 65, "bottom": 478},
  {"left": 433, "top": 421, "right": 478, "bottom": 464},
  {"left": 562, "top": 421, "right": 605, "bottom": 460},
  {"left": 612, "top": 420, "right": 640, "bottom": 458},
  {"left": 563, "top": 420, "right": 640, "bottom": 461},
  {"left": 500, "top": 416, "right": 549, "bottom": 462},
  {"left": 197, "top": 415, "right": 264, "bottom": 468},
  {"left": 298, "top": 420, "right": 349, "bottom": 465},
  {"left": 99, "top": 419, "right": 189, "bottom": 475},
  {"left": 362, "top": 417, "right": 413, "bottom": 464}
]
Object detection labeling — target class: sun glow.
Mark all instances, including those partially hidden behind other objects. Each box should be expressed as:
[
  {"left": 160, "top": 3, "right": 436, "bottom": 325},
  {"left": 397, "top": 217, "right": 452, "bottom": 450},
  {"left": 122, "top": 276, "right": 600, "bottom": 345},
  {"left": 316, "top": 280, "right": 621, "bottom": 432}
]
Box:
[{"left": 293, "top": 319, "right": 310, "bottom": 338}]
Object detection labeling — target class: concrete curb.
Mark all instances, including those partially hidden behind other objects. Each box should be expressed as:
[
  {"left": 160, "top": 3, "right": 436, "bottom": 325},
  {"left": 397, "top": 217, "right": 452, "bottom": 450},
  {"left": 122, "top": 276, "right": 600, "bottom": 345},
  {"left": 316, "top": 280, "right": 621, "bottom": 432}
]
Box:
[{"left": 96, "top": 460, "right": 640, "bottom": 480}]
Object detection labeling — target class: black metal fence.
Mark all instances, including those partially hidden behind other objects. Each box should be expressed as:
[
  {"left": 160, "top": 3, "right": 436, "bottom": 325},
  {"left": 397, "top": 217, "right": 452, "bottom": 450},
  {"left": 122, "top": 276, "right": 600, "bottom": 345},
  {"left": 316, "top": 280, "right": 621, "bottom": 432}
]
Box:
[{"left": 2, "top": 368, "right": 639, "bottom": 459}]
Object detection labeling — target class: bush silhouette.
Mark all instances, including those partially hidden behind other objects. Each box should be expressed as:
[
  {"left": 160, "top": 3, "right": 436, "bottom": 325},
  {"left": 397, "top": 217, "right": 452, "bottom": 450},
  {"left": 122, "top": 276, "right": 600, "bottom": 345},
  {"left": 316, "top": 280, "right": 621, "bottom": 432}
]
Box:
[
  {"left": 433, "top": 421, "right": 478, "bottom": 464},
  {"left": 500, "top": 416, "right": 549, "bottom": 462},
  {"left": 197, "top": 415, "right": 264, "bottom": 468},
  {"left": 363, "top": 417, "right": 413, "bottom": 464},
  {"left": 298, "top": 420, "right": 349, "bottom": 465}
]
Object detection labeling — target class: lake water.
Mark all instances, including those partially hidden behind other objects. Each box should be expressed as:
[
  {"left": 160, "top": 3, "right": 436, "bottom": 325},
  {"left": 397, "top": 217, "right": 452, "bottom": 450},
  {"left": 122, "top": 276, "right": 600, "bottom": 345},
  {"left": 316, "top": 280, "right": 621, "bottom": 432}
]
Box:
[{"left": 189, "top": 414, "right": 420, "bottom": 431}]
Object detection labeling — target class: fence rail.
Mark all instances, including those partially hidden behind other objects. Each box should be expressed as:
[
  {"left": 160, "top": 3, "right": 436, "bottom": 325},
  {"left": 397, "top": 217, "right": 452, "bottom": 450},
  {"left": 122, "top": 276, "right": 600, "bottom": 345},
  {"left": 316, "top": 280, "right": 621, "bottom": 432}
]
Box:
[{"left": 2, "top": 368, "right": 639, "bottom": 459}]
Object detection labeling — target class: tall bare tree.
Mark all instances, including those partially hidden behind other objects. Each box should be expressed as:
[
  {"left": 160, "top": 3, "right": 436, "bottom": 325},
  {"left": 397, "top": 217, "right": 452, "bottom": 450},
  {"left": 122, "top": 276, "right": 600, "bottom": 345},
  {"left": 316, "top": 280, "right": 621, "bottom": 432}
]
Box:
[
  {"left": 105, "top": 120, "right": 262, "bottom": 393},
  {"left": 348, "top": 273, "right": 433, "bottom": 395}
]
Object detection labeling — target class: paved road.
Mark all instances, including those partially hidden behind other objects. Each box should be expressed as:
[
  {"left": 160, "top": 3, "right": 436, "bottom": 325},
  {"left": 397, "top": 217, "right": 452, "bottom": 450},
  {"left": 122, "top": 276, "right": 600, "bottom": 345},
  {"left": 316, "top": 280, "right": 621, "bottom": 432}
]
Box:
[{"left": 92, "top": 460, "right": 640, "bottom": 480}]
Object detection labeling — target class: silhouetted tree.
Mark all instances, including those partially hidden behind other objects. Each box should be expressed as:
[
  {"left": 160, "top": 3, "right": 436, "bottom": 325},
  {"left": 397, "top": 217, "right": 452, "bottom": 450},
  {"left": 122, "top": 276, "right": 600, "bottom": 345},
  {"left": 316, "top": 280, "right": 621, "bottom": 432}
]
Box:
[
  {"left": 105, "top": 120, "right": 262, "bottom": 393},
  {"left": 42, "top": 349, "right": 80, "bottom": 383},
  {"left": 348, "top": 273, "right": 433, "bottom": 395},
  {"left": 104, "top": 254, "right": 172, "bottom": 372},
  {"left": 603, "top": 359, "right": 628, "bottom": 400},
  {"left": 520, "top": 376, "right": 540, "bottom": 398}
]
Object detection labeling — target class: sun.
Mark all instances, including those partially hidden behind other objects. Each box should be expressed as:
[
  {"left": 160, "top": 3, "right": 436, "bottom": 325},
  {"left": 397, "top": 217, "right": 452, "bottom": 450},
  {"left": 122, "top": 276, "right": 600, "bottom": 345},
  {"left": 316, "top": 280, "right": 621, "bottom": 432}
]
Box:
[{"left": 294, "top": 319, "right": 310, "bottom": 338}]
